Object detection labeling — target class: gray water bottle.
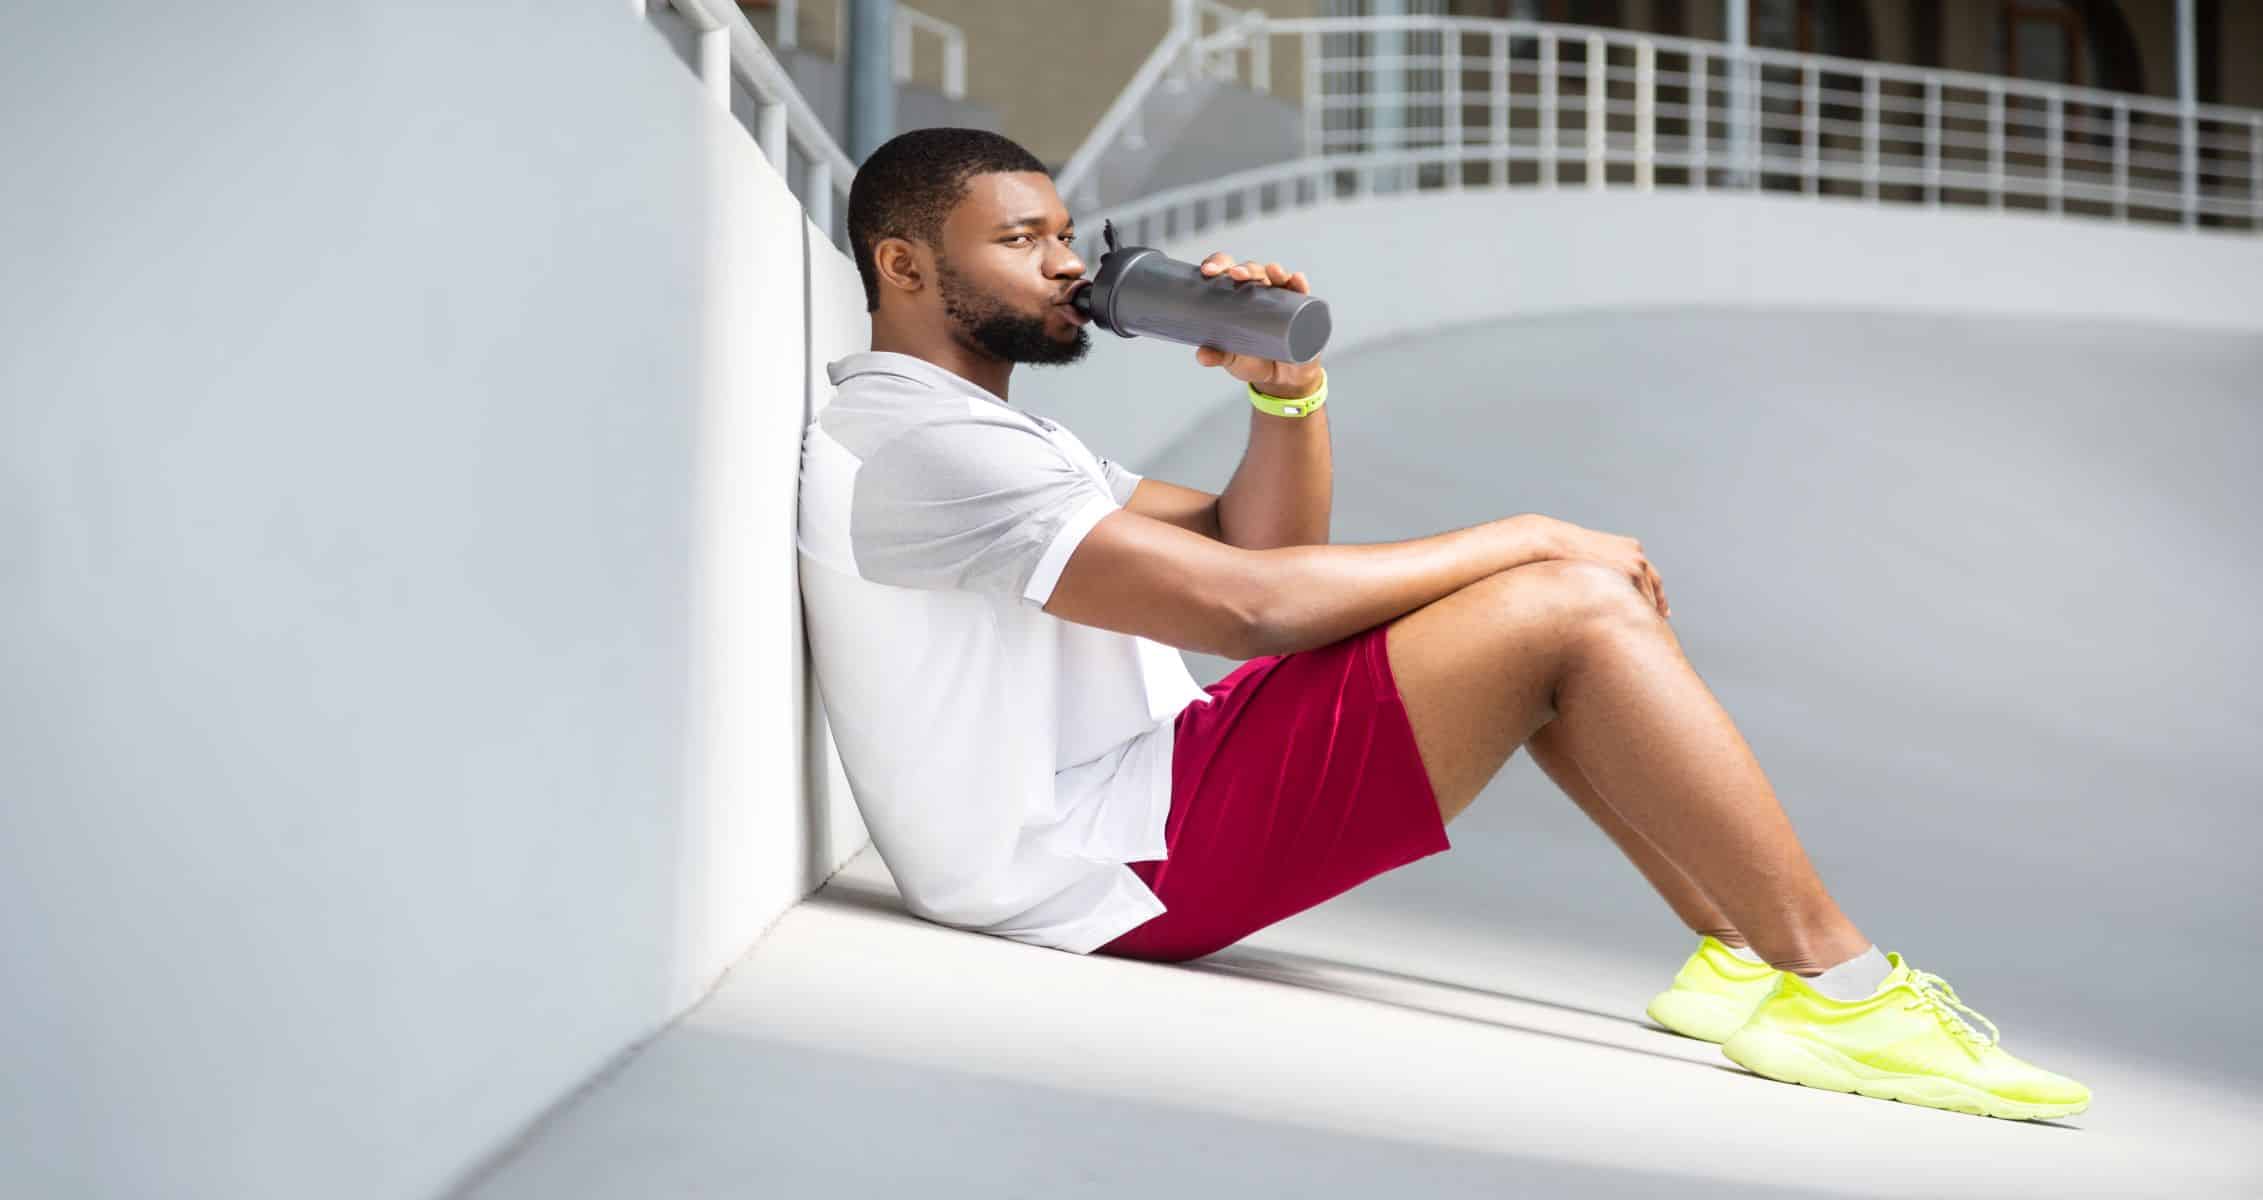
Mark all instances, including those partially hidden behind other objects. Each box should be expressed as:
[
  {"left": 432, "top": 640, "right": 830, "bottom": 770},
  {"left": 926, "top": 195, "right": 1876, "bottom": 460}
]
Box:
[{"left": 1068, "top": 219, "right": 1332, "bottom": 364}]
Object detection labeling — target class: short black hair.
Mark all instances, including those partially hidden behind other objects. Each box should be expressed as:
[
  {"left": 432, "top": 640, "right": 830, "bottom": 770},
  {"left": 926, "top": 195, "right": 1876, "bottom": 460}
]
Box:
[{"left": 846, "top": 127, "right": 1051, "bottom": 313}]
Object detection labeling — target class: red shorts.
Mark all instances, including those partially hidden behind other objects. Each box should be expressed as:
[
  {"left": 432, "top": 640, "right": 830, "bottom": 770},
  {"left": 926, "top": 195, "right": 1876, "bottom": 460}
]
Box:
[{"left": 1091, "top": 623, "right": 1452, "bottom": 964}]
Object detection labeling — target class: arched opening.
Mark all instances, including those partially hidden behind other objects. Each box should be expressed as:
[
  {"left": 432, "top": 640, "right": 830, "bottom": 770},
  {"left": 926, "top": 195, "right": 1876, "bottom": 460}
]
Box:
[
  {"left": 1990, "top": 0, "right": 2148, "bottom": 207},
  {"left": 1993, "top": 0, "right": 2145, "bottom": 94},
  {"left": 1748, "top": 1, "right": 1878, "bottom": 194}
]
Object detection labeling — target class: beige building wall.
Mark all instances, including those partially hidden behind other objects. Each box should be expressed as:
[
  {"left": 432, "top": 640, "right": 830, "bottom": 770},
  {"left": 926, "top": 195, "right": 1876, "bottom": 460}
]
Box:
[
  {"left": 757, "top": 0, "right": 2255, "bottom": 165},
  {"left": 771, "top": 0, "right": 1328, "bottom": 169}
]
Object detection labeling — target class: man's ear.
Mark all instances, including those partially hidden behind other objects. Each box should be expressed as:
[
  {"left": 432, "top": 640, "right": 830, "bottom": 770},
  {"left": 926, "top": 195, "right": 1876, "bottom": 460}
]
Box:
[{"left": 873, "top": 236, "right": 926, "bottom": 297}]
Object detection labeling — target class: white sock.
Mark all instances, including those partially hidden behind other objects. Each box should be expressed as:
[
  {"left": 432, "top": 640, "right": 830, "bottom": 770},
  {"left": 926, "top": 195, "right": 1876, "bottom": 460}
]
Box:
[
  {"left": 1721, "top": 940, "right": 1767, "bottom": 964},
  {"left": 1801, "top": 943, "right": 1892, "bottom": 1001}
]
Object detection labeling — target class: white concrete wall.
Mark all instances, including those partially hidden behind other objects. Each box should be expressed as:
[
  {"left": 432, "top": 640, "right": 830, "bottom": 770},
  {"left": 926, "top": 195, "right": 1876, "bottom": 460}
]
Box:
[
  {"left": 0, "top": 3, "right": 863, "bottom": 1197},
  {"left": 8, "top": 5, "right": 2259, "bottom": 1195},
  {"left": 1015, "top": 190, "right": 2263, "bottom": 467}
]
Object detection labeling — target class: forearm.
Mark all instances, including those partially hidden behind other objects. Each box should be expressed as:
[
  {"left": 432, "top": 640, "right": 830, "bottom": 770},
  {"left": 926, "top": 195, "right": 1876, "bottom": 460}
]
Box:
[
  {"left": 1216, "top": 385, "right": 1331, "bottom": 551},
  {"left": 1241, "top": 514, "right": 1561, "bottom": 658}
]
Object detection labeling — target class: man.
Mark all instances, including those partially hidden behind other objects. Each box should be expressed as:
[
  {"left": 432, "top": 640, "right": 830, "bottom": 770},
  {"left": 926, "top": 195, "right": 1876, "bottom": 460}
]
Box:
[{"left": 794, "top": 127, "right": 2089, "bottom": 1121}]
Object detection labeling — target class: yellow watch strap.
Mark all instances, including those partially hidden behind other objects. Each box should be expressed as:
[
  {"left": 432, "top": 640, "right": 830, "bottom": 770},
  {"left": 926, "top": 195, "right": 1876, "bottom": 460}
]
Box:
[{"left": 1248, "top": 368, "right": 1327, "bottom": 418}]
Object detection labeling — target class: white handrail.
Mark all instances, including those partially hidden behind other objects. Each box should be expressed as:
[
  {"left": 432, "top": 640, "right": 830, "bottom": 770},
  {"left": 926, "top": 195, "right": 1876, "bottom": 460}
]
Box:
[
  {"left": 893, "top": 6, "right": 967, "bottom": 101},
  {"left": 671, "top": 0, "right": 857, "bottom": 248},
  {"left": 776, "top": 0, "right": 967, "bottom": 100},
  {"left": 1054, "top": 22, "right": 1199, "bottom": 209},
  {"left": 1065, "top": 12, "right": 2261, "bottom": 236}
]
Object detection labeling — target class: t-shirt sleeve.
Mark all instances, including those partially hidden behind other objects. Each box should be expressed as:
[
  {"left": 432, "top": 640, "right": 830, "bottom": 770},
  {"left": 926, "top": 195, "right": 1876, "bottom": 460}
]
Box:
[
  {"left": 1096, "top": 455, "right": 1144, "bottom": 507},
  {"left": 850, "top": 417, "right": 1122, "bottom": 607}
]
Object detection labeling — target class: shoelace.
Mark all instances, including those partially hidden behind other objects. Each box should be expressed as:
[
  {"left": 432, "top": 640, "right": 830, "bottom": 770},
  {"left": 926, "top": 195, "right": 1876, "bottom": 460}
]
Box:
[{"left": 1900, "top": 966, "right": 2002, "bottom": 1052}]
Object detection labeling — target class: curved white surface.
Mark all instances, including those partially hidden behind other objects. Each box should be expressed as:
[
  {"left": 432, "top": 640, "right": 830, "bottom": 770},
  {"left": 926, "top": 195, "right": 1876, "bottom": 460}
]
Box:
[
  {"left": 1014, "top": 189, "right": 2263, "bottom": 468},
  {"left": 473, "top": 308, "right": 2261, "bottom": 1197}
]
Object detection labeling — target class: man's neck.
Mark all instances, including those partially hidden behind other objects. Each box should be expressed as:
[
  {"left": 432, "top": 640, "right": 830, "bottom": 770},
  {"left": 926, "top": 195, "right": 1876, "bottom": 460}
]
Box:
[{"left": 869, "top": 326, "right": 1012, "bottom": 404}]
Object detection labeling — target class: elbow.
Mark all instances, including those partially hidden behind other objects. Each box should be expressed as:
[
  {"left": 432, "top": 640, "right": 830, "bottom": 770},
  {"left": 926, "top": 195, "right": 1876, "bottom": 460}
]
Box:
[
  {"left": 1236, "top": 614, "right": 1284, "bottom": 661},
  {"left": 1228, "top": 571, "right": 1285, "bottom": 660}
]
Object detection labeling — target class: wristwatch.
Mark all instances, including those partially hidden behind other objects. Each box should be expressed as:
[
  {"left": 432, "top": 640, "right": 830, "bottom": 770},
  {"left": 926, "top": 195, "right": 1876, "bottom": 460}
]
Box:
[{"left": 1248, "top": 368, "right": 1327, "bottom": 418}]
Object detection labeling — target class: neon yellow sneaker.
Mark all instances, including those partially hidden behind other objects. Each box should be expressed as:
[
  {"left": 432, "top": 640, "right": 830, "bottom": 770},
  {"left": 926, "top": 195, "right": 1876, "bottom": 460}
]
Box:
[
  {"left": 1719, "top": 950, "right": 2091, "bottom": 1120},
  {"left": 1645, "top": 934, "right": 1787, "bottom": 1043}
]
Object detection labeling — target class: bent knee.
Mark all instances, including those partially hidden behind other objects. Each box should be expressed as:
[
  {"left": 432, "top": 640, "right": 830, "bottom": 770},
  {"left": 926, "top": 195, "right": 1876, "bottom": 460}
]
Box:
[{"left": 1478, "top": 558, "right": 1658, "bottom": 631}]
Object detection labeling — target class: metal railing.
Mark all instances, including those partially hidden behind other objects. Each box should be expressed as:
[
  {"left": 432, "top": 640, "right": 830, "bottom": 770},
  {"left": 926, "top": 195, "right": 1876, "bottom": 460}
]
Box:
[
  {"left": 1058, "top": 11, "right": 2263, "bottom": 240},
  {"left": 772, "top": 0, "right": 968, "bottom": 100},
  {"left": 667, "top": 0, "right": 856, "bottom": 250}
]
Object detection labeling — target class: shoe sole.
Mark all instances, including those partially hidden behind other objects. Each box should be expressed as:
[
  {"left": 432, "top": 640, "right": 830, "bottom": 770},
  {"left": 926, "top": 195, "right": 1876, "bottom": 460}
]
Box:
[
  {"left": 1720, "top": 1026, "right": 2089, "bottom": 1120},
  {"left": 1645, "top": 989, "right": 1757, "bottom": 1044}
]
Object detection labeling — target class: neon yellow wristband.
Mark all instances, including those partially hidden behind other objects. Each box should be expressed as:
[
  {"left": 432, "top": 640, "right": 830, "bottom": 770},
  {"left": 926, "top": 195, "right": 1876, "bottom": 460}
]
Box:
[{"left": 1248, "top": 368, "right": 1327, "bottom": 418}]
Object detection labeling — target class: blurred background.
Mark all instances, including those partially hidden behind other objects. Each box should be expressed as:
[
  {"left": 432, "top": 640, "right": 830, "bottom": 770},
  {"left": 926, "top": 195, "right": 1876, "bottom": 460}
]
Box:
[{"left": 3, "top": 2, "right": 2257, "bottom": 1197}]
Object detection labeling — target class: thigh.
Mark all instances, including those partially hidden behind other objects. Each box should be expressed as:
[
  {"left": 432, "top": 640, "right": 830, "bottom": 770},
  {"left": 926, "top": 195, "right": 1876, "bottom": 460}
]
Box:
[
  {"left": 1094, "top": 625, "right": 1451, "bottom": 964},
  {"left": 1384, "top": 558, "right": 1647, "bottom": 827}
]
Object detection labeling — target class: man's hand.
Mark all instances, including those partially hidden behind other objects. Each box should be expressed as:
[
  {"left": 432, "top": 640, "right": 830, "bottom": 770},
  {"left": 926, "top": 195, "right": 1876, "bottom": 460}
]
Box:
[
  {"left": 1527, "top": 515, "right": 1672, "bottom": 620},
  {"left": 1192, "top": 252, "right": 1323, "bottom": 399}
]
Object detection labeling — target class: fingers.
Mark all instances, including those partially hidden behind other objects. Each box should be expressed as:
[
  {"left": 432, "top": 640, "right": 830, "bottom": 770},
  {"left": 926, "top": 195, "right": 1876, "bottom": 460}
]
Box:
[
  {"left": 1201, "top": 255, "right": 1304, "bottom": 291},
  {"left": 1194, "top": 344, "right": 1238, "bottom": 369},
  {"left": 1203, "top": 256, "right": 1267, "bottom": 283},
  {"left": 1234, "top": 261, "right": 1287, "bottom": 287}
]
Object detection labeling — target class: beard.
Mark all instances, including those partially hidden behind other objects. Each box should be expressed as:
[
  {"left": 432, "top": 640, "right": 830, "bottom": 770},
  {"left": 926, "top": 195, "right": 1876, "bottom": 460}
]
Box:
[{"left": 937, "top": 253, "right": 1091, "bottom": 367}]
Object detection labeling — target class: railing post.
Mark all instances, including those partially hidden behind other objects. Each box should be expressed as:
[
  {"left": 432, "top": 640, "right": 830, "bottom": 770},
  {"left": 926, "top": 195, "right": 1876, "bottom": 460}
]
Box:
[
  {"left": 1744, "top": 55, "right": 1762, "bottom": 187},
  {"left": 757, "top": 100, "right": 788, "bottom": 170},
  {"left": 1492, "top": 29, "right": 1508, "bottom": 187},
  {"left": 2113, "top": 100, "right": 2130, "bottom": 221},
  {"left": 1447, "top": 26, "right": 1464, "bottom": 192},
  {"left": 1585, "top": 33, "right": 1605, "bottom": 190},
  {"left": 1988, "top": 82, "right": 2006, "bottom": 210},
  {"left": 1541, "top": 32, "right": 1559, "bottom": 189},
  {"left": 1636, "top": 40, "right": 1655, "bottom": 192},
  {"left": 945, "top": 38, "right": 965, "bottom": 99},
  {"left": 1802, "top": 61, "right": 1819, "bottom": 197},
  {"left": 893, "top": 9, "right": 912, "bottom": 84},
  {"left": 1249, "top": 14, "right": 1271, "bottom": 93},
  {"left": 2252, "top": 115, "right": 2262, "bottom": 229},
  {"left": 1368, "top": 5, "right": 1403, "bottom": 196},
  {"left": 1924, "top": 77, "right": 1941, "bottom": 206},
  {"left": 1725, "top": 43, "right": 1749, "bottom": 187},
  {"left": 809, "top": 161, "right": 834, "bottom": 245},
  {"left": 1303, "top": 28, "right": 1320, "bottom": 159},
  {"left": 2179, "top": 0, "right": 2200, "bottom": 229},
  {"left": 778, "top": 0, "right": 799, "bottom": 50},
  {"left": 1862, "top": 69, "right": 1879, "bottom": 201},
  {"left": 698, "top": 25, "right": 730, "bottom": 108},
  {"left": 1692, "top": 49, "right": 1708, "bottom": 191},
  {"left": 2047, "top": 89, "right": 2063, "bottom": 215}
]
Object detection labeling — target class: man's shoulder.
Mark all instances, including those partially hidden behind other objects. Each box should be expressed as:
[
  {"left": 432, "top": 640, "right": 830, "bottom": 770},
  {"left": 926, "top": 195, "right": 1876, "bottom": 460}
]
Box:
[{"left": 831, "top": 395, "right": 1062, "bottom": 466}]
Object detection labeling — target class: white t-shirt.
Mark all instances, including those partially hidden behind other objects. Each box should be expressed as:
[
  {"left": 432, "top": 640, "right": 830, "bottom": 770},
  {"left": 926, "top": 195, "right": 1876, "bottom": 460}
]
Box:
[{"left": 796, "top": 350, "right": 1211, "bottom": 953}]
